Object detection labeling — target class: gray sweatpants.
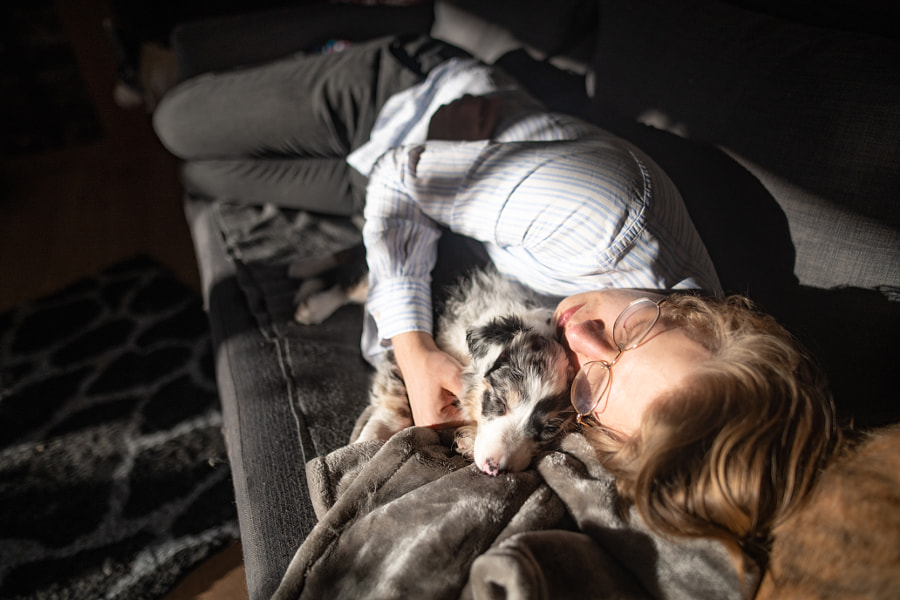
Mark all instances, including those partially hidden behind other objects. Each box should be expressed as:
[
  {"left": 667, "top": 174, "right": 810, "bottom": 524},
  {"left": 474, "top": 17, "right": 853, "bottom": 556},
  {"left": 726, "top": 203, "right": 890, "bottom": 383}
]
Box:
[{"left": 153, "top": 35, "right": 467, "bottom": 215}]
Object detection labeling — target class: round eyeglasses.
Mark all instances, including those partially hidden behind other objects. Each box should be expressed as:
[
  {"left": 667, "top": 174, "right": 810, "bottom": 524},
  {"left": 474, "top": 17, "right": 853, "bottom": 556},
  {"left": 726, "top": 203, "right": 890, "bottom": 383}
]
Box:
[{"left": 570, "top": 297, "right": 665, "bottom": 425}]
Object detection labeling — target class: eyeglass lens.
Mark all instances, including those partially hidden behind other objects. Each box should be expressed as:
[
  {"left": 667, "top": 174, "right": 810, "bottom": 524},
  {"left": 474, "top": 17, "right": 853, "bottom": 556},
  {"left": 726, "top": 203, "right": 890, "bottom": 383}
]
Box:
[{"left": 570, "top": 298, "right": 661, "bottom": 418}]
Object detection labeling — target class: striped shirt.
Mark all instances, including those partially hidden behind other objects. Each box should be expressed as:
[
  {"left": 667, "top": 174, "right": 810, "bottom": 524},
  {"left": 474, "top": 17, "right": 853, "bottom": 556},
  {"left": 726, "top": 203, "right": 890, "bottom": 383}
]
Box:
[{"left": 354, "top": 59, "right": 720, "bottom": 356}]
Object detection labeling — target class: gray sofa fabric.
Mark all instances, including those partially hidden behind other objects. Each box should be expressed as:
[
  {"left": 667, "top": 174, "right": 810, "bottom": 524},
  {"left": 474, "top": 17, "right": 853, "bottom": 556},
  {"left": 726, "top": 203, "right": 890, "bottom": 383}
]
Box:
[
  {"left": 590, "top": 0, "right": 899, "bottom": 293},
  {"left": 185, "top": 198, "right": 339, "bottom": 596}
]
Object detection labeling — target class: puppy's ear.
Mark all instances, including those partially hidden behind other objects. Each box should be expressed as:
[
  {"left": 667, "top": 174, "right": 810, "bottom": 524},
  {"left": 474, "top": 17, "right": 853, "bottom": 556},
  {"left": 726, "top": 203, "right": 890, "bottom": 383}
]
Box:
[
  {"left": 522, "top": 307, "right": 556, "bottom": 337},
  {"left": 466, "top": 315, "right": 526, "bottom": 360}
]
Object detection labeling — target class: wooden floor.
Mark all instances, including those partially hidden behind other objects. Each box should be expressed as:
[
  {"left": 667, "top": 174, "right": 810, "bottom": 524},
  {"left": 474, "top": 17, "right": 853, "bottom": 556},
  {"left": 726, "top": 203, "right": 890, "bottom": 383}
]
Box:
[{"left": 0, "top": 1, "right": 249, "bottom": 598}]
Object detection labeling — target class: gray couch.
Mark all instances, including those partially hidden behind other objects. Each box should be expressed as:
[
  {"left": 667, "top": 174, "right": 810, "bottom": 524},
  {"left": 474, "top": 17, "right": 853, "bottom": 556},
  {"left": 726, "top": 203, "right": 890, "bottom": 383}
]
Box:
[{"left": 169, "top": 1, "right": 899, "bottom": 597}]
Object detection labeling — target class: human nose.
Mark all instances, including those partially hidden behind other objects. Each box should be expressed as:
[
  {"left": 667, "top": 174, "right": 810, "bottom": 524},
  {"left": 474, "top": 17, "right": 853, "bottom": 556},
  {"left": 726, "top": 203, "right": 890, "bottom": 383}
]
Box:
[{"left": 563, "top": 320, "right": 618, "bottom": 365}]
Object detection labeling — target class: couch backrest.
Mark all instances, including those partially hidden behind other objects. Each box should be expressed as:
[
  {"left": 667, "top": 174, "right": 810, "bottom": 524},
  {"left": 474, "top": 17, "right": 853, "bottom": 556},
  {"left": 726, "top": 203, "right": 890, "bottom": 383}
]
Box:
[{"left": 589, "top": 0, "right": 900, "bottom": 297}]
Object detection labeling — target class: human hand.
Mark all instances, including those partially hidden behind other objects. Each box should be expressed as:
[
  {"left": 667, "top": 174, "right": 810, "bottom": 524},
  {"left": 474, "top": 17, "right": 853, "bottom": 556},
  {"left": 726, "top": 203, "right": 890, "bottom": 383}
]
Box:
[
  {"left": 391, "top": 331, "right": 465, "bottom": 428},
  {"left": 426, "top": 94, "right": 503, "bottom": 141}
]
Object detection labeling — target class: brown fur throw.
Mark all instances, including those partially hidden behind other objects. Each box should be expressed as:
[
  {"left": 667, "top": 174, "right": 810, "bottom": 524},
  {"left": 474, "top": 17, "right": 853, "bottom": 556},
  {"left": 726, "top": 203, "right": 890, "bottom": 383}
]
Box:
[{"left": 757, "top": 425, "right": 900, "bottom": 600}]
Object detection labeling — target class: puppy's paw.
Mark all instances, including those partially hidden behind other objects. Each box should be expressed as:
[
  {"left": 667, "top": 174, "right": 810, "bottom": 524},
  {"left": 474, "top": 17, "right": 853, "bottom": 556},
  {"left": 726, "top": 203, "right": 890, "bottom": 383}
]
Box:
[
  {"left": 454, "top": 426, "right": 476, "bottom": 459},
  {"left": 295, "top": 285, "right": 348, "bottom": 325},
  {"left": 356, "top": 412, "right": 411, "bottom": 442},
  {"left": 294, "top": 278, "right": 325, "bottom": 304}
]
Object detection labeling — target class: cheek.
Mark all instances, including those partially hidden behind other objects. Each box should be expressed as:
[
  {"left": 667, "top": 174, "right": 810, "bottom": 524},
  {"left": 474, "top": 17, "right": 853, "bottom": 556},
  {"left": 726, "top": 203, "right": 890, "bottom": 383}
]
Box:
[
  {"left": 601, "top": 361, "right": 692, "bottom": 436},
  {"left": 595, "top": 398, "right": 642, "bottom": 437}
]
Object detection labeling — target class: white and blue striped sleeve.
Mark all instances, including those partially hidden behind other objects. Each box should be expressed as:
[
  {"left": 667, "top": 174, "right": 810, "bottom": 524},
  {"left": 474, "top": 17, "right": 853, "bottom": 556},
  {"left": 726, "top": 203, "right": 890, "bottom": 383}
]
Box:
[
  {"left": 363, "top": 139, "right": 508, "bottom": 342},
  {"left": 362, "top": 142, "right": 476, "bottom": 342}
]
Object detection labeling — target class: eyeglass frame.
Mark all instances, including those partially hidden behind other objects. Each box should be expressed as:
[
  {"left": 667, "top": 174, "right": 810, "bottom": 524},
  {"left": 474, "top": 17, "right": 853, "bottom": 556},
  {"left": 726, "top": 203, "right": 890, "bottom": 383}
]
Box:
[{"left": 570, "top": 296, "right": 667, "bottom": 426}]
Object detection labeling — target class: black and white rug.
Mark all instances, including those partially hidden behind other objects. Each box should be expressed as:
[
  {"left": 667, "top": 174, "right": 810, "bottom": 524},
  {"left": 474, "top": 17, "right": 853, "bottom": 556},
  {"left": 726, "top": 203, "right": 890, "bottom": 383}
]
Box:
[{"left": 0, "top": 257, "right": 239, "bottom": 600}]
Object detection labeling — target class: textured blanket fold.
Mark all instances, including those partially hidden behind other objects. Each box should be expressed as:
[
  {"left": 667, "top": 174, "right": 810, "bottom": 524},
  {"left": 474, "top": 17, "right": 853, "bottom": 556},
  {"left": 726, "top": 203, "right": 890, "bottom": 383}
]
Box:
[{"left": 274, "top": 428, "right": 754, "bottom": 600}]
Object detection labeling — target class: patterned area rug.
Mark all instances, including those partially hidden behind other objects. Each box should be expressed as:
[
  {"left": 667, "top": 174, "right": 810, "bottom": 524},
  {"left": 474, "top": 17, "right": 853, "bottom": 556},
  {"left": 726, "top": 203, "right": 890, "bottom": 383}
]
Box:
[
  {"left": 0, "top": 0, "right": 104, "bottom": 155},
  {"left": 0, "top": 257, "right": 239, "bottom": 600}
]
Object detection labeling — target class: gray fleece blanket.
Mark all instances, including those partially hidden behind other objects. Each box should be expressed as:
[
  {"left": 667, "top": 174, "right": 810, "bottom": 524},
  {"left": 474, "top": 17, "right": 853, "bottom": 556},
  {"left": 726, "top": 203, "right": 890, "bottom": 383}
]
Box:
[{"left": 273, "top": 425, "right": 756, "bottom": 600}]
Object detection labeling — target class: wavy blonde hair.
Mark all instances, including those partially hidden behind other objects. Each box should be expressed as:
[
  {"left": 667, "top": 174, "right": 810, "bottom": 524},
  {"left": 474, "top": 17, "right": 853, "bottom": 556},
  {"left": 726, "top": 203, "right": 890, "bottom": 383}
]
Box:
[{"left": 585, "top": 294, "right": 840, "bottom": 566}]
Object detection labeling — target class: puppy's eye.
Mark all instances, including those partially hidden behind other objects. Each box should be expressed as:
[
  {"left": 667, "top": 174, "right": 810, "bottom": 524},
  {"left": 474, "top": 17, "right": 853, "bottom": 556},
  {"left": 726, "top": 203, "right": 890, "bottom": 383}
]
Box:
[
  {"left": 536, "top": 418, "right": 569, "bottom": 443},
  {"left": 481, "top": 390, "right": 508, "bottom": 417},
  {"left": 526, "top": 397, "right": 574, "bottom": 443}
]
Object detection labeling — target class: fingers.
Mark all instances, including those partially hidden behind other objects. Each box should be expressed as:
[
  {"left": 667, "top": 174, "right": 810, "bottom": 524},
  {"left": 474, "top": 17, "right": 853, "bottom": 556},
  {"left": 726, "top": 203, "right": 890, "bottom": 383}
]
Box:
[
  {"left": 410, "top": 390, "right": 461, "bottom": 428},
  {"left": 437, "top": 391, "right": 463, "bottom": 421},
  {"left": 440, "top": 368, "right": 463, "bottom": 399},
  {"left": 390, "top": 331, "right": 467, "bottom": 428},
  {"left": 415, "top": 377, "right": 462, "bottom": 426}
]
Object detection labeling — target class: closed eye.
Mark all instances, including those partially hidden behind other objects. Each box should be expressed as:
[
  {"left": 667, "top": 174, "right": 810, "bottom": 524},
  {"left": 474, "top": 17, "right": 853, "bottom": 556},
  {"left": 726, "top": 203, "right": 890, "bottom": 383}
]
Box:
[
  {"left": 481, "top": 389, "right": 508, "bottom": 417},
  {"left": 537, "top": 419, "right": 563, "bottom": 442},
  {"left": 526, "top": 396, "right": 573, "bottom": 442}
]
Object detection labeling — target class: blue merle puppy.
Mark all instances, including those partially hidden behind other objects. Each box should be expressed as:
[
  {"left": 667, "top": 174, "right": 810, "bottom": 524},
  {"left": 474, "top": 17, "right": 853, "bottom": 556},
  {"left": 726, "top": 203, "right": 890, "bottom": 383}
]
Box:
[{"left": 357, "top": 267, "right": 575, "bottom": 475}]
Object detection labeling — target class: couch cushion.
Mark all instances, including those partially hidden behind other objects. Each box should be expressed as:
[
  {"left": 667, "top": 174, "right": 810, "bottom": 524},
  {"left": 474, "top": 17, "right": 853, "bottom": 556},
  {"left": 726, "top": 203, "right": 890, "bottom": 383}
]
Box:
[{"left": 591, "top": 0, "right": 900, "bottom": 292}]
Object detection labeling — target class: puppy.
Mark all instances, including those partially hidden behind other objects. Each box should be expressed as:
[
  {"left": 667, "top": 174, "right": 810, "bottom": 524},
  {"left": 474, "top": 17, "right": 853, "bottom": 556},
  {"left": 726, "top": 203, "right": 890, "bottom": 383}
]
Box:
[
  {"left": 356, "top": 267, "right": 575, "bottom": 476},
  {"left": 756, "top": 425, "right": 900, "bottom": 600}
]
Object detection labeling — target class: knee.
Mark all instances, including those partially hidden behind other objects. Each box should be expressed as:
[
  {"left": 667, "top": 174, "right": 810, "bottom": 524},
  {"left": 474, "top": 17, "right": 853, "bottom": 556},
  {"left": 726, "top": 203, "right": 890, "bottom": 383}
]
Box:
[{"left": 152, "top": 86, "right": 195, "bottom": 158}]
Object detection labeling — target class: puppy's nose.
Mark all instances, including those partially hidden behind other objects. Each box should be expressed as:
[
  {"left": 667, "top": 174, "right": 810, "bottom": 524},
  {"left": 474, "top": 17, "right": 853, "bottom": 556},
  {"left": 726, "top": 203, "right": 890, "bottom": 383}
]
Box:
[{"left": 482, "top": 457, "right": 502, "bottom": 477}]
